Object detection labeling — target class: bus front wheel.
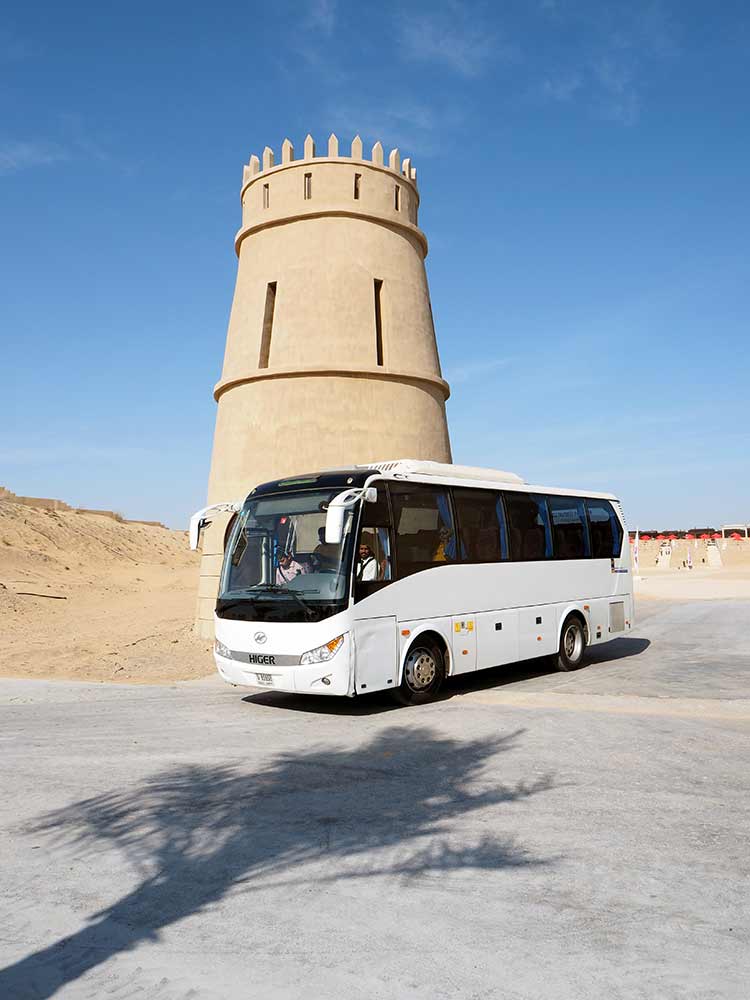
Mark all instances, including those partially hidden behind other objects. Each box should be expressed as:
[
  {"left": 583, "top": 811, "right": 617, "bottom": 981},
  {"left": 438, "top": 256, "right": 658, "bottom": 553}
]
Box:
[
  {"left": 554, "top": 615, "right": 587, "bottom": 672},
  {"left": 394, "top": 639, "right": 445, "bottom": 705}
]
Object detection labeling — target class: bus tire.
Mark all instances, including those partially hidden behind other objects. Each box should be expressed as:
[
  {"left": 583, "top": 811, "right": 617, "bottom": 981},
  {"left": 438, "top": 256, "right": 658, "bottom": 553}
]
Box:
[
  {"left": 554, "top": 614, "right": 587, "bottom": 672},
  {"left": 393, "top": 638, "right": 445, "bottom": 705}
]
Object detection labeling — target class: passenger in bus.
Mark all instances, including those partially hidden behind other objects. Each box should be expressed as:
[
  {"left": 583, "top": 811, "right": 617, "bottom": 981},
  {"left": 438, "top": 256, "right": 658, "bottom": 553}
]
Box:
[
  {"left": 433, "top": 525, "right": 456, "bottom": 562},
  {"left": 357, "top": 540, "right": 379, "bottom": 581},
  {"left": 312, "top": 527, "right": 339, "bottom": 571},
  {"left": 276, "top": 551, "right": 307, "bottom": 584}
]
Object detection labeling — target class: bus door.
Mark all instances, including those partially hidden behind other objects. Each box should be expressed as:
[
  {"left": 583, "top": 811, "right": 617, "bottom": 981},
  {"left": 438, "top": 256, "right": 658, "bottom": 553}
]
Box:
[
  {"left": 353, "top": 616, "right": 398, "bottom": 694},
  {"left": 451, "top": 616, "right": 477, "bottom": 673}
]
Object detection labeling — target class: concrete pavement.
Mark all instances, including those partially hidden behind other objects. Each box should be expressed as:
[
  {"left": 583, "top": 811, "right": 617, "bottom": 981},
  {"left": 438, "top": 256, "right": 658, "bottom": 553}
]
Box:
[{"left": 1, "top": 599, "right": 748, "bottom": 999}]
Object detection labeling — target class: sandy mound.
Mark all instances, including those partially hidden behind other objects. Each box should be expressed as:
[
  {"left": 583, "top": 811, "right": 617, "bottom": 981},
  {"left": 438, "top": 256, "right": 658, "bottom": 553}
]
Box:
[{"left": 0, "top": 500, "right": 213, "bottom": 683}]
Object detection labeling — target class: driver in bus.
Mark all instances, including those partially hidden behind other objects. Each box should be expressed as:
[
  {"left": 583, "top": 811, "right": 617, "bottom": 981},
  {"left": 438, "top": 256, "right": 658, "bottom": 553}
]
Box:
[{"left": 276, "top": 551, "right": 307, "bottom": 584}]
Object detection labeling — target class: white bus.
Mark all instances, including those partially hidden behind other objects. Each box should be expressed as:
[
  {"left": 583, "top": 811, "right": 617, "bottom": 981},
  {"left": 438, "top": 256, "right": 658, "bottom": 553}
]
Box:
[{"left": 191, "top": 460, "right": 633, "bottom": 705}]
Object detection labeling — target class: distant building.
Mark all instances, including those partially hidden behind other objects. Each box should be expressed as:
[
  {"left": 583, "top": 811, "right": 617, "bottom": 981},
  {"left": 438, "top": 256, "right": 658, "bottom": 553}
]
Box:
[{"left": 722, "top": 524, "right": 749, "bottom": 538}]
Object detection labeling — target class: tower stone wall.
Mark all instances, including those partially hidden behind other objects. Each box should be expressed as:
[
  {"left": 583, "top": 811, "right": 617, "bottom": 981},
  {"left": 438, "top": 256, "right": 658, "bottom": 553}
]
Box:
[{"left": 196, "top": 133, "right": 452, "bottom": 637}]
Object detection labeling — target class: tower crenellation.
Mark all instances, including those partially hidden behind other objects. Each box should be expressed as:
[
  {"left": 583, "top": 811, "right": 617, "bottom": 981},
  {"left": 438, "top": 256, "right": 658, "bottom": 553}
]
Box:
[{"left": 242, "top": 133, "right": 419, "bottom": 188}]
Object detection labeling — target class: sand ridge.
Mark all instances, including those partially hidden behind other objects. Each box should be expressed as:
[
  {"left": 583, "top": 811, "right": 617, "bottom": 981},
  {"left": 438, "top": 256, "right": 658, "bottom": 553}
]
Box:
[{"left": 0, "top": 499, "right": 212, "bottom": 683}]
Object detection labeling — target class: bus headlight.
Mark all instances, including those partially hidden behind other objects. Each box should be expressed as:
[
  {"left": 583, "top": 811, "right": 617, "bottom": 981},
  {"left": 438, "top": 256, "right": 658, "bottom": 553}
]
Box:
[
  {"left": 300, "top": 635, "right": 344, "bottom": 665},
  {"left": 214, "top": 639, "right": 231, "bottom": 658}
]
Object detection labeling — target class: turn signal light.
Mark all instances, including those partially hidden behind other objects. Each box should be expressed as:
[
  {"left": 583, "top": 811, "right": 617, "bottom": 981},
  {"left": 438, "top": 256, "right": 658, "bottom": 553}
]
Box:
[{"left": 300, "top": 635, "right": 345, "bottom": 665}]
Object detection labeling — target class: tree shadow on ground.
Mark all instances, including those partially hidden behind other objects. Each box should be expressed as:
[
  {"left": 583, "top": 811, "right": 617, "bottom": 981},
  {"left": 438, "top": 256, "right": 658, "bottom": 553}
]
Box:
[{"left": 1, "top": 726, "right": 554, "bottom": 999}]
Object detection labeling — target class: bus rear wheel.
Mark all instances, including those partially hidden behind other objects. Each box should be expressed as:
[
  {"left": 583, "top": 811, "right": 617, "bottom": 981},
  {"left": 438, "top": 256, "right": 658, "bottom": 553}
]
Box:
[
  {"left": 393, "top": 639, "right": 445, "bottom": 705},
  {"left": 554, "top": 615, "right": 587, "bottom": 672}
]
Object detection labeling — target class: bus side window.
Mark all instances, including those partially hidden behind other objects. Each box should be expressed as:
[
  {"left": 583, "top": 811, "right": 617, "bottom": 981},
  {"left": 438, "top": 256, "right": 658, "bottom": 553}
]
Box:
[
  {"left": 548, "top": 496, "right": 591, "bottom": 559},
  {"left": 390, "top": 485, "right": 456, "bottom": 577},
  {"left": 586, "top": 500, "right": 623, "bottom": 558},
  {"left": 453, "top": 487, "right": 507, "bottom": 562},
  {"left": 503, "top": 493, "right": 553, "bottom": 561}
]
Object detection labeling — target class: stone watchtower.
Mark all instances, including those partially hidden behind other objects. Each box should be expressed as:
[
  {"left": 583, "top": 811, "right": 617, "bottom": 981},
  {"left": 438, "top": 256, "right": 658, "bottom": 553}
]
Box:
[{"left": 196, "top": 133, "right": 452, "bottom": 636}]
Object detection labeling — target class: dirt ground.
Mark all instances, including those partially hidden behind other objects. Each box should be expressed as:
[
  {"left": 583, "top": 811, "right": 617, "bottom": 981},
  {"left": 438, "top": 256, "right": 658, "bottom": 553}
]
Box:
[{"left": 0, "top": 500, "right": 213, "bottom": 683}]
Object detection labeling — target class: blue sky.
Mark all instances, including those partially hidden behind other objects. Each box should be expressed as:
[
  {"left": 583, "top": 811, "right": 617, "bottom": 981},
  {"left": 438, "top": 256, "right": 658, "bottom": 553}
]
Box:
[{"left": 1, "top": 0, "right": 748, "bottom": 528}]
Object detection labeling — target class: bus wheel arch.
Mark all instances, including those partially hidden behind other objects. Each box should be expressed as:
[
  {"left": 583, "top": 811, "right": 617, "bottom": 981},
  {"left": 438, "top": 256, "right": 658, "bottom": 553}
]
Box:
[
  {"left": 394, "top": 630, "right": 448, "bottom": 705},
  {"left": 555, "top": 611, "right": 588, "bottom": 672}
]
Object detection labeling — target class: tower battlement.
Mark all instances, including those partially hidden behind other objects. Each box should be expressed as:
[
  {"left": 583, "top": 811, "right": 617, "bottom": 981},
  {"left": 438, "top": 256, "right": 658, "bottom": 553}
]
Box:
[{"left": 242, "top": 133, "right": 418, "bottom": 188}]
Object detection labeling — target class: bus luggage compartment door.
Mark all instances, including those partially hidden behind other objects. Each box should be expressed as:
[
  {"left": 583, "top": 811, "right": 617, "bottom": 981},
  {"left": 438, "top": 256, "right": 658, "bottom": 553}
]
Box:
[
  {"left": 353, "top": 616, "right": 398, "bottom": 694},
  {"left": 451, "top": 617, "right": 477, "bottom": 674},
  {"left": 519, "top": 607, "right": 555, "bottom": 661},
  {"left": 476, "top": 609, "right": 519, "bottom": 670}
]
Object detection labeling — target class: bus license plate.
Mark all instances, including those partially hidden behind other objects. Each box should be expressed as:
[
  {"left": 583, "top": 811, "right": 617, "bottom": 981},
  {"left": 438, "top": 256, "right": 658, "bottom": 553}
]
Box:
[{"left": 256, "top": 673, "right": 274, "bottom": 685}]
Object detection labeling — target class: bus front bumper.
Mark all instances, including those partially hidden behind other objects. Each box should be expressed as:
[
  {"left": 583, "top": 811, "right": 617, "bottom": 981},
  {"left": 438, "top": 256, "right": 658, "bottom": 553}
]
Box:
[{"left": 213, "top": 640, "right": 353, "bottom": 697}]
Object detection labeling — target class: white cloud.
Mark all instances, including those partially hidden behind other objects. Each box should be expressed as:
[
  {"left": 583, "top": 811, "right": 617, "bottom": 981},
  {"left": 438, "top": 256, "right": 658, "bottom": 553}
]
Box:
[
  {"left": 592, "top": 55, "right": 641, "bottom": 125},
  {"left": 540, "top": 72, "right": 583, "bottom": 102},
  {"left": 0, "top": 28, "right": 33, "bottom": 62},
  {"left": 0, "top": 140, "right": 70, "bottom": 174},
  {"left": 535, "top": 1, "right": 679, "bottom": 126},
  {"left": 325, "top": 100, "right": 445, "bottom": 157},
  {"left": 0, "top": 115, "right": 122, "bottom": 177},
  {"left": 397, "top": 7, "right": 517, "bottom": 77},
  {"left": 444, "top": 357, "right": 512, "bottom": 385},
  {"left": 307, "top": 0, "right": 337, "bottom": 35}
]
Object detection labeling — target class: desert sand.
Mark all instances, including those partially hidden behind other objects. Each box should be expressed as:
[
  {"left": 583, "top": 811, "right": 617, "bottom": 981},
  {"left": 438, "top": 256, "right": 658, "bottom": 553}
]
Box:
[
  {"left": 632, "top": 537, "right": 750, "bottom": 601},
  {"left": 2, "top": 497, "right": 750, "bottom": 684},
  {"left": 0, "top": 498, "right": 212, "bottom": 683}
]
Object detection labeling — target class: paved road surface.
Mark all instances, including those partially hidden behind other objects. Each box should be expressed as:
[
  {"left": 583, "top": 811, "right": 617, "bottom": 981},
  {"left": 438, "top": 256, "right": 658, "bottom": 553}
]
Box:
[{"left": 1, "top": 599, "right": 748, "bottom": 999}]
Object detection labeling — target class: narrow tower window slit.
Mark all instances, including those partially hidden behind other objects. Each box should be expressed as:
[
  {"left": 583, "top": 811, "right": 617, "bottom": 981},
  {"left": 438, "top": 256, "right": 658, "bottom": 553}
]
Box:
[
  {"left": 394, "top": 185, "right": 401, "bottom": 211},
  {"left": 259, "top": 282, "right": 277, "bottom": 369},
  {"left": 354, "top": 173, "right": 361, "bottom": 200},
  {"left": 374, "top": 279, "right": 384, "bottom": 367},
  {"left": 304, "top": 173, "right": 312, "bottom": 200},
  {"left": 262, "top": 183, "right": 270, "bottom": 209}
]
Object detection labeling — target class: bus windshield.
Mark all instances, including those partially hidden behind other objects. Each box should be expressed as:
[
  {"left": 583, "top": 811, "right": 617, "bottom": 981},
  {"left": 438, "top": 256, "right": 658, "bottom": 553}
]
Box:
[{"left": 219, "top": 490, "right": 356, "bottom": 611}]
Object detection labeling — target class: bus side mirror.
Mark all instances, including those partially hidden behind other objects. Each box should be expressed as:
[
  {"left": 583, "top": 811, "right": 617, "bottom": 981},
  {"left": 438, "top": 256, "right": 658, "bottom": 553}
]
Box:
[
  {"left": 325, "top": 505, "right": 345, "bottom": 545},
  {"left": 189, "top": 515, "right": 206, "bottom": 551},
  {"left": 188, "top": 500, "right": 243, "bottom": 550},
  {"left": 325, "top": 487, "right": 375, "bottom": 544}
]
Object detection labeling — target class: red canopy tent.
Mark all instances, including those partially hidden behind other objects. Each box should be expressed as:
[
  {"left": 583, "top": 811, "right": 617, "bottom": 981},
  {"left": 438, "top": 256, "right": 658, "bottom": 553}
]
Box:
[
  {"left": 656, "top": 534, "right": 666, "bottom": 540},
  {"left": 640, "top": 534, "right": 651, "bottom": 541},
  {"left": 685, "top": 533, "right": 695, "bottom": 539},
  {"left": 700, "top": 533, "right": 710, "bottom": 539},
  {"left": 667, "top": 534, "right": 677, "bottom": 540},
  {"left": 730, "top": 532, "right": 743, "bottom": 540},
  {"left": 711, "top": 533, "right": 722, "bottom": 539}
]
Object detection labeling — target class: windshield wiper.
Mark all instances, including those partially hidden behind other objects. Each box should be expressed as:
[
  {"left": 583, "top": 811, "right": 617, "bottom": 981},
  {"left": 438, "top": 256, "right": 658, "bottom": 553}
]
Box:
[{"left": 248, "top": 584, "right": 319, "bottom": 620}]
